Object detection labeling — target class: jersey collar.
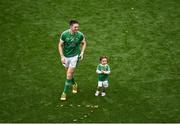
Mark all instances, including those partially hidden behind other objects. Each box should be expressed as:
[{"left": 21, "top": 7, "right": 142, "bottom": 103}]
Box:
[
  {"left": 69, "top": 29, "right": 77, "bottom": 35},
  {"left": 100, "top": 64, "right": 107, "bottom": 66}
]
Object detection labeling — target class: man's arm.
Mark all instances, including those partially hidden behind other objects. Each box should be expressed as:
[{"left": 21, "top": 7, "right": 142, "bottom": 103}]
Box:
[
  {"left": 80, "top": 38, "right": 86, "bottom": 60},
  {"left": 58, "top": 39, "right": 65, "bottom": 64}
]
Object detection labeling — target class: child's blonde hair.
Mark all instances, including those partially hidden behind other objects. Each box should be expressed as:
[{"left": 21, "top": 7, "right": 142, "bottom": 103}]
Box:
[{"left": 99, "top": 56, "right": 108, "bottom": 62}]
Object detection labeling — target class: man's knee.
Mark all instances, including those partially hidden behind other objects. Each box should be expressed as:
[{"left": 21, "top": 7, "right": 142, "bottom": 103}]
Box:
[
  {"left": 67, "top": 73, "right": 73, "bottom": 79},
  {"left": 66, "top": 69, "right": 74, "bottom": 79}
]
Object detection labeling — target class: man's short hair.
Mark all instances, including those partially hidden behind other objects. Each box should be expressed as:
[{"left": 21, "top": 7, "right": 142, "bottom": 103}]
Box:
[{"left": 69, "top": 20, "right": 79, "bottom": 26}]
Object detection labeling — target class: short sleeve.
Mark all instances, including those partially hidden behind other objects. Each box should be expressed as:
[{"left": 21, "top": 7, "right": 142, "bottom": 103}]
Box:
[
  {"left": 60, "top": 32, "right": 65, "bottom": 42},
  {"left": 79, "top": 32, "right": 85, "bottom": 42}
]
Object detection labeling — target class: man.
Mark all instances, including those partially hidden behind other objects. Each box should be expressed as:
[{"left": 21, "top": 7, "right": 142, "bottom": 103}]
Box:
[{"left": 58, "top": 20, "right": 86, "bottom": 101}]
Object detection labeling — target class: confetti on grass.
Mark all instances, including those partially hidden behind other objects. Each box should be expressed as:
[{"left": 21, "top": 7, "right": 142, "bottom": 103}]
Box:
[
  {"left": 94, "top": 105, "right": 99, "bottom": 108},
  {"left": 73, "top": 119, "right": 77, "bottom": 122},
  {"left": 84, "top": 115, "right": 87, "bottom": 118},
  {"left": 57, "top": 103, "right": 99, "bottom": 121},
  {"left": 86, "top": 105, "right": 91, "bottom": 108}
]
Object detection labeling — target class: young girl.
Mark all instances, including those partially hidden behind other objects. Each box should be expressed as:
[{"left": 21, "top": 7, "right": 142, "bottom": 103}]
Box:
[{"left": 95, "top": 56, "right": 111, "bottom": 96}]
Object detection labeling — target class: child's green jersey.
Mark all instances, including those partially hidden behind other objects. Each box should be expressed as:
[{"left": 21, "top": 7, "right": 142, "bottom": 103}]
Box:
[{"left": 96, "top": 64, "right": 111, "bottom": 81}]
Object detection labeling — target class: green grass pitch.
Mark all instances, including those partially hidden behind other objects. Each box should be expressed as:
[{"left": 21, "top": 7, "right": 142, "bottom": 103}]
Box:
[{"left": 0, "top": 0, "right": 180, "bottom": 122}]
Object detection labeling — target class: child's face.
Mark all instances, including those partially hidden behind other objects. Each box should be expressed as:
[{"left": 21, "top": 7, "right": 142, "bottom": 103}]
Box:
[{"left": 101, "top": 58, "right": 107, "bottom": 65}]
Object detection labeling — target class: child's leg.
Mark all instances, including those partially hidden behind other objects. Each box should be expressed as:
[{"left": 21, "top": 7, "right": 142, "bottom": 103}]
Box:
[
  {"left": 97, "top": 86, "right": 102, "bottom": 92},
  {"left": 102, "top": 86, "right": 106, "bottom": 92},
  {"left": 95, "top": 86, "right": 101, "bottom": 96},
  {"left": 101, "top": 81, "right": 108, "bottom": 96},
  {"left": 101, "top": 86, "right": 106, "bottom": 96},
  {"left": 95, "top": 81, "right": 103, "bottom": 96}
]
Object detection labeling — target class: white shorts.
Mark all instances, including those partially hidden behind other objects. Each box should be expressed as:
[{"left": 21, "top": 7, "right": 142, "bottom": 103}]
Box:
[
  {"left": 63, "top": 55, "right": 79, "bottom": 68},
  {"left": 98, "top": 80, "right": 109, "bottom": 88}
]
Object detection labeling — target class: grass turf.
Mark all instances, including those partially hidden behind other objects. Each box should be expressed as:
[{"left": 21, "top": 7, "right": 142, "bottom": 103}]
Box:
[{"left": 0, "top": 0, "right": 180, "bottom": 122}]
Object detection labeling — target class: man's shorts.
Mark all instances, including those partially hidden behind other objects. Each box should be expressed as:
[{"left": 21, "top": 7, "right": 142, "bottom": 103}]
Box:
[
  {"left": 98, "top": 80, "right": 109, "bottom": 88},
  {"left": 62, "top": 55, "right": 79, "bottom": 68}
]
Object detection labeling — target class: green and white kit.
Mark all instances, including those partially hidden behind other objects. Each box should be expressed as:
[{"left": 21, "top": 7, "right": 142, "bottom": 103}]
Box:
[
  {"left": 60, "top": 29, "right": 84, "bottom": 68},
  {"left": 96, "top": 64, "right": 111, "bottom": 87}
]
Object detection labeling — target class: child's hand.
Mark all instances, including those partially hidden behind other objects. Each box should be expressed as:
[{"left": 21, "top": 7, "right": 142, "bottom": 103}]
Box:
[{"left": 102, "top": 71, "right": 106, "bottom": 74}]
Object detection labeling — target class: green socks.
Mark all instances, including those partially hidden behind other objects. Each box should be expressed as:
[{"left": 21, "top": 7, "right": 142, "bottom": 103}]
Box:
[
  {"left": 63, "top": 76, "right": 76, "bottom": 93},
  {"left": 72, "top": 77, "right": 75, "bottom": 85},
  {"left": 63, "top": 79, "right": 72, "bottom": 93}
]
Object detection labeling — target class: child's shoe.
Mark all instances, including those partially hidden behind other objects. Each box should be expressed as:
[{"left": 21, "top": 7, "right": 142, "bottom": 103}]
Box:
[
  {"left": 95, "top": 91, "right": 100, "bottom": 96},
  {"left": 101, "top": 92, "right": 106, "bottom": 96}
]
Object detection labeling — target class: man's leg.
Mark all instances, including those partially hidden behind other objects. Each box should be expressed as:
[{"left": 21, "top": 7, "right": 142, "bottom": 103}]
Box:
[
  {"left": 65, "top": 67, "right": 75, "bottom": 92},
  {"left": 72, "top": 75, "right": 78, "bottom": 93},
  {"left": 66, "top": 69, "right": 77, "bottom": 93},
  {"left": 61, "top": 67, "right": 75, "bottom": 100},
  {"left": 70, "top": 55, "right": 78, "bottom": 93},
  {"left": 72, "top": 76, "right": 76, "bottom": 85}
]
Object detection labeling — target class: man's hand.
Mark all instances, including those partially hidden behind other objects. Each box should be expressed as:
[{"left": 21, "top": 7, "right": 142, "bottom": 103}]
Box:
[
  {"left": 61, "top": 56, "right": 65, "bottom": 64},
  {"left": 79, "top": 52, "right": 84, "bottom": 60}
]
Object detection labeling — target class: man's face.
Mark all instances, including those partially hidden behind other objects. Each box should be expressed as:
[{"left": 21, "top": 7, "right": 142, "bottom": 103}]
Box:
[{"left": 70, "top": 23, "right": 79, "bottom": 33}]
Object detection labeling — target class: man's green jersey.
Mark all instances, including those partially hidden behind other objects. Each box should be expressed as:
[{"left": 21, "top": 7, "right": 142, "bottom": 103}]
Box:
[
  {"left": 96, "top": 64, "right": 111, "bottom": 81},
  {"left": 60, "top": 29, "right": 84, "bottom": 57}
]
